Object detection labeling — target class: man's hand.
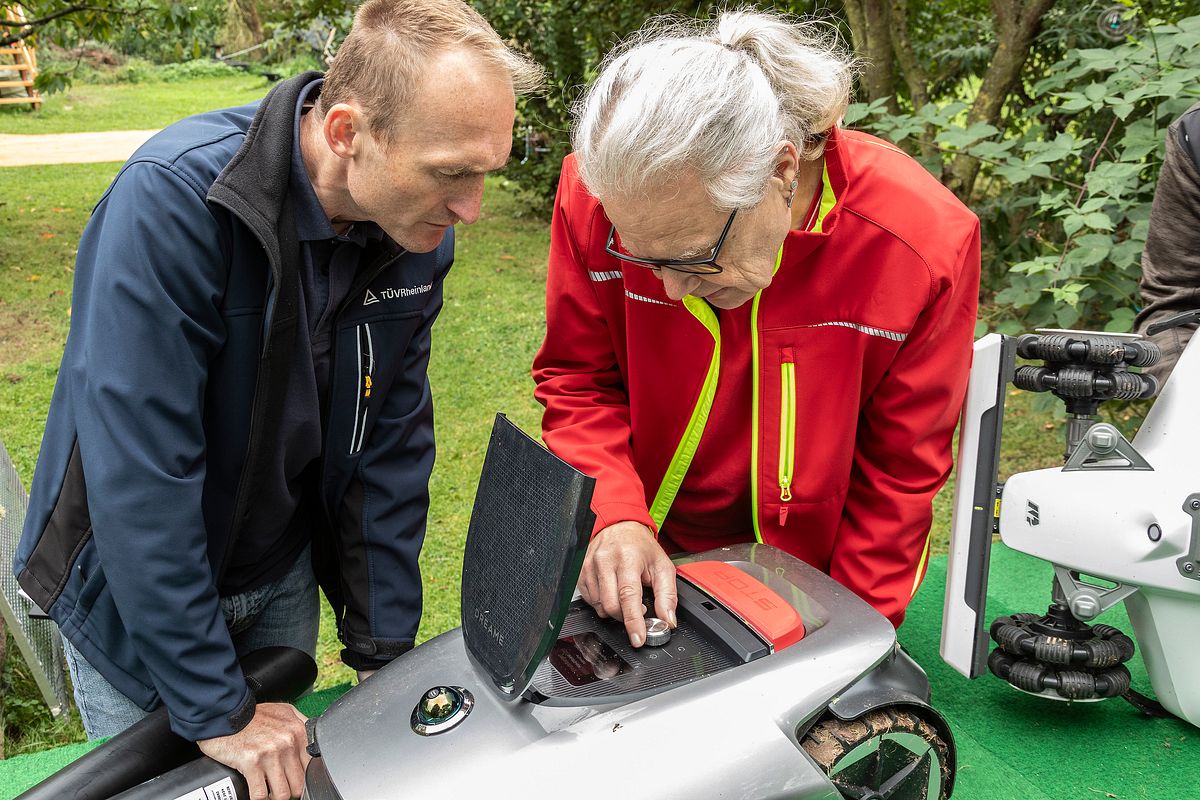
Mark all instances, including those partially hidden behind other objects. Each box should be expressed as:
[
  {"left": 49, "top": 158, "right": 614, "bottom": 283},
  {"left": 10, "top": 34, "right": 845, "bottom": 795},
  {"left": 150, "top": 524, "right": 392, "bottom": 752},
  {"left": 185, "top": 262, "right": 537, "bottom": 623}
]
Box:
[
  {"left": 578, "top": 520, "right": 678, "bottom": 647},
  {"left": 197, "top": 702, "right": 310, "bottom": 800}
]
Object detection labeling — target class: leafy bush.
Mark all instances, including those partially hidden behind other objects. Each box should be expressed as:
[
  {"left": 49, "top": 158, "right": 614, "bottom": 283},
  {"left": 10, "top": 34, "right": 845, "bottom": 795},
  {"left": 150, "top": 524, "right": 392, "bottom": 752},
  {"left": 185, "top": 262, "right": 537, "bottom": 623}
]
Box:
[
  {"left": 2, "top": 632, "right": 83, "bottom": 756},
  {"left": 155, "top": 59, "right": 243, "bottom": 81},
  {"left": 848, "top": 14, "right": 1200, "bottom": 334},
  {"left": 34, "top": 53, "right": 250, "bottom": 87}
]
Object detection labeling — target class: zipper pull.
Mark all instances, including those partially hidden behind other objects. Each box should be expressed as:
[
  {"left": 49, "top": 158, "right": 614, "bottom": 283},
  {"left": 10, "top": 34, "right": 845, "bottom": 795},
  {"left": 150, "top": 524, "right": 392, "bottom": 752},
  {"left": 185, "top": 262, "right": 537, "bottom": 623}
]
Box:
[{"left": 780, "top": 484, "right": 792, "bottom": 502}]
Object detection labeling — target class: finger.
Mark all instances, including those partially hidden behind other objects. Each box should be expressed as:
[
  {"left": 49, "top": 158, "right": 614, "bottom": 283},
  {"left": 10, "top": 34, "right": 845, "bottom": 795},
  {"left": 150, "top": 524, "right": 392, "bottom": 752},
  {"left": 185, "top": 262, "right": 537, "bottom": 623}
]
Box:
[
  {"left": 244, "top": 769, "right": 269, "bottom": 800},
  {"left": 283, "top": 749, "right": 307, "bottom": 800},
  {"left": 289, "top": 708, "right": 313, "bottom": 771},
  {"left": 650, "top": 559, "right": 679, "bottom": 627},
  {"left": 596, "top": 558, "right": 624, "bottom": 620},
  {"left": 264, "top": 758, "right": 292, "bottom": 800},
  {"left": 617, "top": 566, "right": 648, "bottom": 647},
  {"left": 581, "top": 570, "right": 607, "bottom": 617},
  {"left": 577, "top": 563, "right": 597, "bottom": 607},
  {"left": 578, "top": 546, "right": 601, "bottom": 606}
]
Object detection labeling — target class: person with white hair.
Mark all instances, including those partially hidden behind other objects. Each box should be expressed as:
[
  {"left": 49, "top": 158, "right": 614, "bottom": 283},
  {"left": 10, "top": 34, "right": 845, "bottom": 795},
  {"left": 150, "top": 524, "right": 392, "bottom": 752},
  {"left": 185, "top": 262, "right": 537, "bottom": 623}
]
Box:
[{"left": 533, "top": 9, "right": 980, "bottom": 647}]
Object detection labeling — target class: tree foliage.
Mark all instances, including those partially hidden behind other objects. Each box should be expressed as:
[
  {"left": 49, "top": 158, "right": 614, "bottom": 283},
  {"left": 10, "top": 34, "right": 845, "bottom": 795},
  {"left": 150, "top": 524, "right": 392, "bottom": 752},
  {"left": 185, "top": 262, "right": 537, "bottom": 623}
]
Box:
[
  {"left": 6, "top": 0, "right": 350, "bottom": 90},
  {"left": 480, "top": 0, "right": 1200, "bottom": 331},
  {"left": 467, "top": 1, "right": 692, "bottom": 218},
  {"left": 847, "top": 7, "right": 1200, "bottom": 332}
]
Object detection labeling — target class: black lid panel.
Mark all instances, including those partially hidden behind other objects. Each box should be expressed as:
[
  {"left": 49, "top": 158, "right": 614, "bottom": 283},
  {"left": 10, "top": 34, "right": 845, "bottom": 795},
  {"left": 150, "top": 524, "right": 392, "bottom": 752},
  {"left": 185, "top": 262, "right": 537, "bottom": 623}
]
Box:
[{"left": 460, "top": 414, "right": 595, "bottom": 700}]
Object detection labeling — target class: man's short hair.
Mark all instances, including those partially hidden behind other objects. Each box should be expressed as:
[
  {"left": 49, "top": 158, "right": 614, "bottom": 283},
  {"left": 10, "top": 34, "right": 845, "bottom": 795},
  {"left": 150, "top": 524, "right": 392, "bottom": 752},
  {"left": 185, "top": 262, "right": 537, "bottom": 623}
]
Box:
[{"left": 319, "top": 0, "right": 543, "bottom": 144}]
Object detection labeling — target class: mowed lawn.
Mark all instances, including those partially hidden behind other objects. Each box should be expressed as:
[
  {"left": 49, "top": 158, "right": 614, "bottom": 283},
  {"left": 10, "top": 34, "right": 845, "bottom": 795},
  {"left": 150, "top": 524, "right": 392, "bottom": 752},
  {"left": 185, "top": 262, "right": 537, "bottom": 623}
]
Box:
[{"left": 0, "top": 74, "right": 1066, "bottom": 753}]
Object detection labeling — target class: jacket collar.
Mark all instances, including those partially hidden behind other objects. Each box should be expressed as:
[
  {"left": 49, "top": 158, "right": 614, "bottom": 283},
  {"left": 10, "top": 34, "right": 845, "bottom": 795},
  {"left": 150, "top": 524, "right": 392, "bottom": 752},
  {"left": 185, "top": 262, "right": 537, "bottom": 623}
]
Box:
[
  {"left": 207, "top": 71, "right": 324, "bottom": 257},
  {"left": 781, "top": 126, "right": 851, "bottom": 263}
]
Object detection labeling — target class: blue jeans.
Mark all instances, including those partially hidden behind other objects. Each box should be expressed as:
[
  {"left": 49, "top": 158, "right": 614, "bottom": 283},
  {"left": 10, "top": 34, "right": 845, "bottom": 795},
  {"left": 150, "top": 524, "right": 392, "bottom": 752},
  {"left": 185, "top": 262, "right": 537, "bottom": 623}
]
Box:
[{"left": 62, "top": 544, "right": 319, "bottom": 740}]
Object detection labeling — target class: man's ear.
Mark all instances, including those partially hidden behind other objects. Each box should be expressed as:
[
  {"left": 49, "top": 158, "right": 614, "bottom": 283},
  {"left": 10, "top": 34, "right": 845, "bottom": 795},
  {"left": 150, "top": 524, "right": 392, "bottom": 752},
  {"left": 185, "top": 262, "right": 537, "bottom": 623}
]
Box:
[{"left": 323, "top": 103, "right": 365, "bottom": 159}]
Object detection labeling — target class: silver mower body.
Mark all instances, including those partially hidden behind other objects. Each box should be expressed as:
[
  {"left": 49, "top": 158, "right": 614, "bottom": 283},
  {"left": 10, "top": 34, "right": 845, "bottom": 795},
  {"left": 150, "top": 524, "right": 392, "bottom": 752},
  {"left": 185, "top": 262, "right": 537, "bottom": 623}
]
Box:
[
  {"left": 307, "top": 547, "right": 947, "bottom": 800},
  {"left": 304, "top": 417, "right": 954, "bottom": 800}
]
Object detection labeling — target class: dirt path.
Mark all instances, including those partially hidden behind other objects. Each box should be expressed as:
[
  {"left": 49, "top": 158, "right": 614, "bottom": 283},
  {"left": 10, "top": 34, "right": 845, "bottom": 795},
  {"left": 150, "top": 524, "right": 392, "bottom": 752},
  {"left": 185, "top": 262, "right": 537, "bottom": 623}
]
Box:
[{"left": 0, "top": 130, "right": 160, "bottom": 167}]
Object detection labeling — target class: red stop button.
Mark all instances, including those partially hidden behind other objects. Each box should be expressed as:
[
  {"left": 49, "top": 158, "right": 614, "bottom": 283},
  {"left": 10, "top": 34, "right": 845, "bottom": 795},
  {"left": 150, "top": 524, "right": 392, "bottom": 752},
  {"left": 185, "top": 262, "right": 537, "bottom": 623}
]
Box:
[{"left": 677, "top": 561, "right": 806, "bottom": 651}]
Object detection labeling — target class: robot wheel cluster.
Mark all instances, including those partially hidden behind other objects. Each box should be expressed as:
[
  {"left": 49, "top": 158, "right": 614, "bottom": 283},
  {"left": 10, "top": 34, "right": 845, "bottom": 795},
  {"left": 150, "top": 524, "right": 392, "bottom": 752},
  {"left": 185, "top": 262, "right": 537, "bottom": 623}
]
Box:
[{"left": 987, "top": 607, "right": 1136, "bottom": 701}]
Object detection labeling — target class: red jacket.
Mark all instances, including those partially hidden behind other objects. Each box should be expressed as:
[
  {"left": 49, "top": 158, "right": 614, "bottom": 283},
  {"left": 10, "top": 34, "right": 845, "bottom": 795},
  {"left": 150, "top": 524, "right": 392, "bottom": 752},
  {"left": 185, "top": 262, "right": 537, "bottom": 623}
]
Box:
[{"left": 533, "top": 128, "right": 980, "bottom": 626}]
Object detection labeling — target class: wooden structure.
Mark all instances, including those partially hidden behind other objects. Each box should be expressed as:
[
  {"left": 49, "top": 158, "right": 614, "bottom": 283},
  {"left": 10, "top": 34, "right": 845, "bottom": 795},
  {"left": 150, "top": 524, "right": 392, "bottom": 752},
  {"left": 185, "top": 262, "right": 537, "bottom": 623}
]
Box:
[{"left": 1, "top": 5, "right": 41, "bottom": 109}]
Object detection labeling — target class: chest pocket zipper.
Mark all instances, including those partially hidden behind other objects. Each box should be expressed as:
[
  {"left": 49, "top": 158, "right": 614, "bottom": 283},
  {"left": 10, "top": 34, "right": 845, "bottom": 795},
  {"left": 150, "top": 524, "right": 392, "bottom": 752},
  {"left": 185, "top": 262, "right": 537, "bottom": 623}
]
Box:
[
  {"left": 351, "top": 323, "right": 375, "bottom": 454},
  {"left": 778, "top": 347, "right": 796, "bottom": 524}
]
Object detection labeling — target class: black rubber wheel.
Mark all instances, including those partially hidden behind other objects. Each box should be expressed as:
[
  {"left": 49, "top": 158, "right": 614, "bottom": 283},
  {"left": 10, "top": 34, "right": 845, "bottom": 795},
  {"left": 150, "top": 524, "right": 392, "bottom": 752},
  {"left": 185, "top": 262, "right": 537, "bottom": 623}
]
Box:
[{"left": 801, "top": 707, "right": 952, "bottom": 800}]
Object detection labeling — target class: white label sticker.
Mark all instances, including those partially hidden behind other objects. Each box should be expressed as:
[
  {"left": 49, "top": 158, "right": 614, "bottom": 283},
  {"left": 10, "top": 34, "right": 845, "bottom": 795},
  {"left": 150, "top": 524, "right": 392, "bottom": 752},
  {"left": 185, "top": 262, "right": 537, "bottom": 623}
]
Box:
[
  {"left": 204, "top": 777, "right": 238, "bottom": 800},
  {"left": 170, "top": 776, "right": 238, "bottom": 800}
]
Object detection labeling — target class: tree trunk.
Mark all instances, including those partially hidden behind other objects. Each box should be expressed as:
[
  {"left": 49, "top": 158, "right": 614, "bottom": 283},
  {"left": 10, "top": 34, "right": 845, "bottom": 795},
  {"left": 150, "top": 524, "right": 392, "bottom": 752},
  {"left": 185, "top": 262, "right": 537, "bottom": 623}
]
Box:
[
  {"left": 842, "top": 0, "right": 899, "bottom": 113},
  {"left": 888, "top": 0, "right": 935, "bottom": 157},
  {"left": 221, "top": 0, "right": 265, "bottom": 57},
  {"left": 888, "top": 0, "right": 929, "bottom": 109},
  {"left": 948, "top": 0, "right": 1059, "bottom": 199}
]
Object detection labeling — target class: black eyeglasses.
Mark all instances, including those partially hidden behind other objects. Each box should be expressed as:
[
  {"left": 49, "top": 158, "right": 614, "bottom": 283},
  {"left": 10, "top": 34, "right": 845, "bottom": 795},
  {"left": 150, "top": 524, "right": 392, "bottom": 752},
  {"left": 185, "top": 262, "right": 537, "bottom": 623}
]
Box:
[{"left": 604, "top": 209, "right": 737, "bottom": 275}]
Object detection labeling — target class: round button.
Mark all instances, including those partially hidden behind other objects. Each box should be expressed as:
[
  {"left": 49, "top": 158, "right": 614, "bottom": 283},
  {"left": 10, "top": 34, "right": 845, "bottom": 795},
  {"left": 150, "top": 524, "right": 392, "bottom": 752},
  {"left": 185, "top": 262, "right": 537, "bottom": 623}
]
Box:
[
  {"left": 419, "top": 687, "right": 459, "bottom": 722},
  {"left": 411, "top": 686, "right": 474, "bottom": 735},
  {"left": 644, "top": 617, "right": 672, "bottom": 647}
]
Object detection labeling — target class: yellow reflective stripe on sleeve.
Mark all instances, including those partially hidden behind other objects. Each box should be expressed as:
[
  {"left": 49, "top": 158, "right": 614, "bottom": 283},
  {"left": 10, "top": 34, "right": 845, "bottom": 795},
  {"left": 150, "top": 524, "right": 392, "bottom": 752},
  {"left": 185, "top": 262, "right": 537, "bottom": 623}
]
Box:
[{"left": 648, "top": 296, "right": 721, "bottom": 530}]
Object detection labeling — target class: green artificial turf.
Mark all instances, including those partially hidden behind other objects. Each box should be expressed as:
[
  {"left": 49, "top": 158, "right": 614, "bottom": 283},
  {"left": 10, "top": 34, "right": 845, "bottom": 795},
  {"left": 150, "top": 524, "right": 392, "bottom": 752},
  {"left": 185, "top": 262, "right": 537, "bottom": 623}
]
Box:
[
  {"left": 2, "top": 544, "right": 1192, "bottom": 799},
  {"left": 902, "top": 545, "right": 1195, "bottom": 800}
]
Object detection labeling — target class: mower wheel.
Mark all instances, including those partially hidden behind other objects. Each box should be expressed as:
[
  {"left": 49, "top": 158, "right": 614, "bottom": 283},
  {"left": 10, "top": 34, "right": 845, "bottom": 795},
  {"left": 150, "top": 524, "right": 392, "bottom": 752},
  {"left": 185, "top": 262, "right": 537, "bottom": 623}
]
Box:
[{"left": 801, "top": 706, "right": 952, "bottom": 800}]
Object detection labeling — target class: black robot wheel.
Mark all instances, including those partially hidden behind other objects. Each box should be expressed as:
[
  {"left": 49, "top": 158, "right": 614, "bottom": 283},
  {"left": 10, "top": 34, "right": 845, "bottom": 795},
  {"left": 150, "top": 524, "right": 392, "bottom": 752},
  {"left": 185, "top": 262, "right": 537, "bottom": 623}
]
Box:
[{"left": 801, "top": 706, "right": 952, "bottom": 800}]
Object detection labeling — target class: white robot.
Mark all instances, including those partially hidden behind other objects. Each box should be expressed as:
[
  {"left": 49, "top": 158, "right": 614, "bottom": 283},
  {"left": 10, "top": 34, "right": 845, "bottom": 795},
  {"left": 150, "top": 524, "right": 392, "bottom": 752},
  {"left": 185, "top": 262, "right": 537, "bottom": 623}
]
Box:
[{"left": 941, "top": 309, "right": 1200, "bottom": 728}]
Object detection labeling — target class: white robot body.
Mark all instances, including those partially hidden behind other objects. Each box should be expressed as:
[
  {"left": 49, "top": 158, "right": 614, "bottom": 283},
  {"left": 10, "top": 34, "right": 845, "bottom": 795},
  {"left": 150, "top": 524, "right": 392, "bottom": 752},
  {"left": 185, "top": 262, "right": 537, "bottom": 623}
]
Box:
[
  {"left": 942, "top": 321, "right": 1200, "bottom": 728},
  {"left": 998, "top": 468, "right": 1195, "bottom": 595}
]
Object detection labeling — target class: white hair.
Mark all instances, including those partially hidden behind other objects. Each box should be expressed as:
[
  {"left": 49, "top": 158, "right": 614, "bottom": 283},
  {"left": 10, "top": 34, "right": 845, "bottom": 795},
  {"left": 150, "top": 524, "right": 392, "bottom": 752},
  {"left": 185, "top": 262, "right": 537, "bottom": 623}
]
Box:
[{"left": 572, "top": 9, "right": 857, "bottom": 210}]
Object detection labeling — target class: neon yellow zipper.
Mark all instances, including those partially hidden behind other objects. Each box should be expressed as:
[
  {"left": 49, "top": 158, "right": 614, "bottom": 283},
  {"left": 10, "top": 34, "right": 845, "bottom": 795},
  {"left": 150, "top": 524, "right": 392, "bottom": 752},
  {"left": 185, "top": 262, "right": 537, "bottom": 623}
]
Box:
[
  {"left": 778, "top": 354, "right": 796, "bottom": 503},
  {"left": 752, "top": 161, "right": 836, "bottom": 538},
  {"left": 648, "top": 295, "right": 720, "bottom": 529}
]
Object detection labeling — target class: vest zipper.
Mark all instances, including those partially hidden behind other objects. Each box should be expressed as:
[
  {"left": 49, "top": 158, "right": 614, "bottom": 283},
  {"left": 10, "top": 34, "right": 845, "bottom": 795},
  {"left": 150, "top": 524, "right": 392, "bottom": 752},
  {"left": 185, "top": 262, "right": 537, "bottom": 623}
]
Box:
[
  {"left": 350, "top": 323, "right": 375, "bottom": 454},
  {"left": 778, "top": 348, "right": 796, "bottom": 526}
]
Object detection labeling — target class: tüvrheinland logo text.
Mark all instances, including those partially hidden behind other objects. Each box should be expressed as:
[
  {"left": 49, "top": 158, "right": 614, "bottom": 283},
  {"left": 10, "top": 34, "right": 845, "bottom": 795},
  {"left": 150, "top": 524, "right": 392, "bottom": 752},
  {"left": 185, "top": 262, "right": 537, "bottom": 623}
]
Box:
[{"left": 364, "top": 284, "right": 433, "bottom": 305}]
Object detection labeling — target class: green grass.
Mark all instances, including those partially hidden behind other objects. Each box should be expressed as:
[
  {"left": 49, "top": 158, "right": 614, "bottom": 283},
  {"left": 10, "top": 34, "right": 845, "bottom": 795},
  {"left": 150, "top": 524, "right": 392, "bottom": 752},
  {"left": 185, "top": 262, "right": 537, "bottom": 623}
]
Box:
[{"left": 0, "top": 76, "right": 271, "bottom": 134}]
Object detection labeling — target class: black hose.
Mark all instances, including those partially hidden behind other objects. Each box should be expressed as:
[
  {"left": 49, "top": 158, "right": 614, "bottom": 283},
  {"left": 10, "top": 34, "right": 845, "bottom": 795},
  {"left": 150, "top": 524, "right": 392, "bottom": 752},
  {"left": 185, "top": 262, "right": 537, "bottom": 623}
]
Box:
[
  {"left": 108, "top": 757, "right": 250, "bottom": 800},
  {"left": 15, "top": 647, "right": 316, "bottom": 800}
]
